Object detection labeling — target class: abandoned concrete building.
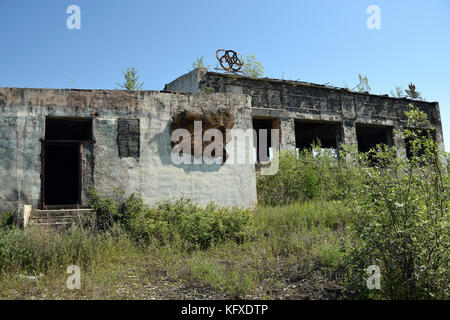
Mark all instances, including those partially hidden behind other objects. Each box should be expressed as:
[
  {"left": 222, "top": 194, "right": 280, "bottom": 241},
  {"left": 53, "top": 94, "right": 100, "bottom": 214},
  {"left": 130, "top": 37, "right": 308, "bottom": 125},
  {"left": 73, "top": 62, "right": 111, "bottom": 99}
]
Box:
[
  {"left": 0, "top": 68, "right": 445, "bottom": 226},
  {"left": 166, "top": 69, "right": 445, "bottom": 160}
]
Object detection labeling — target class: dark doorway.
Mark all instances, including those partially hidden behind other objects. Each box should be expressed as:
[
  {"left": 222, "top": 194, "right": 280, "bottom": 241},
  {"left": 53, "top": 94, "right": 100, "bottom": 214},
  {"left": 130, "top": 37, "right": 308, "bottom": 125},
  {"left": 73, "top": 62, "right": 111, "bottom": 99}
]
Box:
[
  {"left": 42, "top": 117, "right": 92, "bottom": 208},
  {"left": 44, "top": 143, "right": 80, "bottom": 206},
  {"left": 356, "top": 124, "right": 393, "bottom": 153}
]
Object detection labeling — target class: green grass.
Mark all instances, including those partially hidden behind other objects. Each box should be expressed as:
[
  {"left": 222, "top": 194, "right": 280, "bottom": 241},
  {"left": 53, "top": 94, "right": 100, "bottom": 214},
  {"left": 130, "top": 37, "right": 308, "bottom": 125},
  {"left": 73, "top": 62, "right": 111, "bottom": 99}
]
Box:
[{"left": 0, "top": 200, "right": 349, "bottom": 300}]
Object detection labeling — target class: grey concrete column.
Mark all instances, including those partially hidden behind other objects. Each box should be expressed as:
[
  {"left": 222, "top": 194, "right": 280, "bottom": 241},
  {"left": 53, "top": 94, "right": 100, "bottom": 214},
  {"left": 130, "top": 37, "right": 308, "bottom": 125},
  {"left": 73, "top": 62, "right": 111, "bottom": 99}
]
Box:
[
  {"left": 393, "top": 125, "right": 407, "bottom": 158},
  {"left": 341, "top": 120, "right": 358, "bottom": 147},
  {"left": 280, "top": 117, "right": 296, "bottom": 151},
  {"left": 435, "top": 124, "right": 445, "bottom": 152},
  {"left": 434, "top": 103, "right": 445, "bottom": 152}
]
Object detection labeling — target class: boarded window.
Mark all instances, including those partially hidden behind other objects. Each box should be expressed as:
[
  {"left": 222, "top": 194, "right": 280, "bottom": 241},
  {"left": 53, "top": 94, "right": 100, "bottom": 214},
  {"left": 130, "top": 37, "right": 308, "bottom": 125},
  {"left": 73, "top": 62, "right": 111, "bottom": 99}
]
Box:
[{"left": 117, "top": 119, "right": 140, "bottom": 158}]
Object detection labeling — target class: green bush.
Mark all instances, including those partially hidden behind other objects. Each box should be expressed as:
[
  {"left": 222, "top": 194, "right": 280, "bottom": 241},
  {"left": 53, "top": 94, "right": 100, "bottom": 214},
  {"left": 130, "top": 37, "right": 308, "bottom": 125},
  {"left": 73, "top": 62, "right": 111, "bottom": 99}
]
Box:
[
  {"left": 344, "top": 105, "right": 450, "bottom": 300},
  {"left": 87, "top": 188, "right": 121, "bottom": 230},
  {"left": 257, "top": 147, "right": 361, "bottom": 206},
  {"left": 88, "top": 190, "right": 253, "bottom": 249},
  {"left": 0, "top": 211, "right": 14, "bottom": 229}
]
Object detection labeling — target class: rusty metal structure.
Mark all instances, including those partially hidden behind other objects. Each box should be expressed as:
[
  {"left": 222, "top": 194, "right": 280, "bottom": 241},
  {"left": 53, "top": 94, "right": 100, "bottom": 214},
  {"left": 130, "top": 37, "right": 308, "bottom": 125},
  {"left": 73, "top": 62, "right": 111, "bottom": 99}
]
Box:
[
  {"left": 215, "top": 49, "right": 243, "bottom": 73},
  {"left": 406, "top": 82, "right": 421, "bottom": 100}
]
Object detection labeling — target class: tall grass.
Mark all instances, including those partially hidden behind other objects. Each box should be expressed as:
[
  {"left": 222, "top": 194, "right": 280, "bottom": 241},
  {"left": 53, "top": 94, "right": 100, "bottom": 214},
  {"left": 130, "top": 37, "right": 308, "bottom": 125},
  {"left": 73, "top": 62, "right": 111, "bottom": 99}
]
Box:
[
  {"left": 0, "top": 199, "right": 350, "bottom": 299},
  {"left": 0, "top": 225, "right": 135, "bottom": 274},
  {"left": 184, "top": 200, "right": 350, "bottom": 298}
]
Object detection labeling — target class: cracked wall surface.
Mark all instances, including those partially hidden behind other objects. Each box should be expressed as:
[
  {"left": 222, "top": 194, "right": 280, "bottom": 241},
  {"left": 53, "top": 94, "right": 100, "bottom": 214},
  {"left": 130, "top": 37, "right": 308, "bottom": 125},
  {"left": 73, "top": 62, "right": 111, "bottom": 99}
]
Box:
[
  {"left": 165, "top": 69, "right": 444, "bottom": 154},
  {"left": 0, "top": 88, "right": 256, "bottom": 213}
]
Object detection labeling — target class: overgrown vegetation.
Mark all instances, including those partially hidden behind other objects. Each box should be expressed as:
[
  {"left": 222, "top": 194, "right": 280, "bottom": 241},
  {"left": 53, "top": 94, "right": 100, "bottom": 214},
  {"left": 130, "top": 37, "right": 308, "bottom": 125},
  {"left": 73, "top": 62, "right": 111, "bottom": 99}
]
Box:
[
  {"left": 0, "top": 211, "right": 14, "bottom": 229},
  {"left": 0, "top": 104, "right": 447, "bottom": 300},
  {"left": 344, "top": 105, "right": 449, "bottom": 299},
  {"left": 88, "top": 189, "right": 253, "bottom": 250},
  {"left": 0, "top": 201, "right": 348, "bottom": 299},
  {"left": 257, "top": 146, "right": 360, "bottom": 206},
  {"left": 0, "top": 223, "right": 134, "bottom": 274},
  {"left": 256, "top": 104, "right": 449, "bottom": 300}
]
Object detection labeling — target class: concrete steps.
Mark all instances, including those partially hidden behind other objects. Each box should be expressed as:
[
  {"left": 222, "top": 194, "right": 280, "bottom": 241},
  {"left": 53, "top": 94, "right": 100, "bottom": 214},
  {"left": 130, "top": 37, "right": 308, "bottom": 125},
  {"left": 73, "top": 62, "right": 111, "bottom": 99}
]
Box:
[{"left": 27, "top": 209, "right": 95, "bottom": 228}]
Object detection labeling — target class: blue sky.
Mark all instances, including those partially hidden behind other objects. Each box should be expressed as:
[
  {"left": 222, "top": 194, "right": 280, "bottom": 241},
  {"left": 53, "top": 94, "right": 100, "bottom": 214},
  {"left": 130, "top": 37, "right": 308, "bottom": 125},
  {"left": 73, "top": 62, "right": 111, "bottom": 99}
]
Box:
[{"left": 0, "top": 0, "right": 449, "bottom": 150}]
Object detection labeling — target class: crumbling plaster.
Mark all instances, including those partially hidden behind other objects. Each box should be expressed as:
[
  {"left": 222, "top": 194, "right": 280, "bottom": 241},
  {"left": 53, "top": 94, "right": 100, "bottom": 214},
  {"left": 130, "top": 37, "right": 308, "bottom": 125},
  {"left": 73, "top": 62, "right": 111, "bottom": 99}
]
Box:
[
  {"left": 0, "top": 88, "right": 256, "bottom": 214},
  {"left": 165, "top": 69, "right": 445, "bottom": 155}
]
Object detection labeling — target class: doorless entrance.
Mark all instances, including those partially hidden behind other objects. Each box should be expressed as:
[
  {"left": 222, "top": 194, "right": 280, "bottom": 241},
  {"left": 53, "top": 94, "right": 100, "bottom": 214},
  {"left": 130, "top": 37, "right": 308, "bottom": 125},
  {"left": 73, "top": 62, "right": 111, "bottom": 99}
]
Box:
[
  {"left": 44, "top": 143, "right": 80, "bottom": 206},
  {"left": 41, "top": 117, "right": 93, "bottom": 208}
]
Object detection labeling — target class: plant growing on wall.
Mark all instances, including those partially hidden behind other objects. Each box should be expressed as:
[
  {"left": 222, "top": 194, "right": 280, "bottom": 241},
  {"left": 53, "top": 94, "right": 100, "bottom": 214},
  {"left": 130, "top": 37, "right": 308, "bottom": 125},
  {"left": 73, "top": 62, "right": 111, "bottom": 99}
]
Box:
[
  {"left": 390, "top": 85, "right": 406, "bottom": 98},
  {"left": 116, "top": 67, "right": 144, "bottom": 91},
  {"left": 242, "top": 54, "right": 265, "bottom": 78},
  {"left": 353, "top": 73, "right": 371, "bottom": 93},
  {"left": 192, "top": 56, "right": 210, "bottom": 71}
]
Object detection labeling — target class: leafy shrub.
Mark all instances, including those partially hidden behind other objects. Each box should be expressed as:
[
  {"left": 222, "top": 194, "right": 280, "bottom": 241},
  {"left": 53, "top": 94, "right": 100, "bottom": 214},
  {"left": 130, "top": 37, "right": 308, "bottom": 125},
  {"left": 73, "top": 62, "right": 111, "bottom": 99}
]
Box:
[
  {"left": 87, "top": 188, "right": 123, "bottom": 230},
  {"left": 344, "top": 105, "right": 450, "bottom": 300},
  {"left": 0, "top": 211, "right": 14, "bottom": 229},
  {"left": 88, "top": 190, "right": 253, "bottom": 250},
  {"left": 257, "top": 147, "right": 361, "bottom": 206},
  {"left": 242, "top": 54, "right": 264, "bottom": 78}
]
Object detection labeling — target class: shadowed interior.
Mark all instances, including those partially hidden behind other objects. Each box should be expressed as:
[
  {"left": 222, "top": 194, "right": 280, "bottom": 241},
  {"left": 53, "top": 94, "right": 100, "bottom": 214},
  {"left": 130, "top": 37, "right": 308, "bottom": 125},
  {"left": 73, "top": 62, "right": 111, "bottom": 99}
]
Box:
[
  {"left": 43, "top": 117, "right": 92, "bottom": 206},
  {"left": 295, "top": 121, "right": 340, "bottom": 149}
]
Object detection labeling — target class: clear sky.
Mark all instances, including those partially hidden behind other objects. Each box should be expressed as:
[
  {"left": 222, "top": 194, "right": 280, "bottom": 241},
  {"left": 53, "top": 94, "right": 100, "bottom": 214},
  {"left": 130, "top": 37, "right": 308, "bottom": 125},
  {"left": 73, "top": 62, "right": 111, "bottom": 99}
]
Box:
[{"left": 0, "top": 0, "right": 449, "bottom": 150}]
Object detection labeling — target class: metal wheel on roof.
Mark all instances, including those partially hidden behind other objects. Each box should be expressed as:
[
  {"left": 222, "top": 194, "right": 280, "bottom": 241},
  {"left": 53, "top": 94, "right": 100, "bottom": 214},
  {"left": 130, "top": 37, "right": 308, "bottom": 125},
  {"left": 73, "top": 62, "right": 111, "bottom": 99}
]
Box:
[{"left": 215, "top": 49, "right": 244, "bottom": 73}]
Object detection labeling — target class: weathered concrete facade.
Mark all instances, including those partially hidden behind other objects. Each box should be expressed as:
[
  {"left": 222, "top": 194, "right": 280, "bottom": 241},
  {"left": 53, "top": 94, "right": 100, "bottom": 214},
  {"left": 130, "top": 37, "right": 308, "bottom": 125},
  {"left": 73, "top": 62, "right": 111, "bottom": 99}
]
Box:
[
  {"left": 0, "top": 69, "right": 445, "bottom": 217},
  {"left": 165, "top": 69, "right": 445, "bottom": 157},
  {"left": 0, "top": 88, "right": 256, "bottom": 214}
]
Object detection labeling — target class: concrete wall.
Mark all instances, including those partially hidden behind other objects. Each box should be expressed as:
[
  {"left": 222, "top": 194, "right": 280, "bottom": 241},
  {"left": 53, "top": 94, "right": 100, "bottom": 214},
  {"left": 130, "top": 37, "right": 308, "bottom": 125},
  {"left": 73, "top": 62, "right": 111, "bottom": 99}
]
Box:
[
  {"left": 0, "top": 88, "right": 257, "bottom": 214},
  {"left": 201, "top": 72, "right": 445, "bottom": 153},
  {"left": 164, "top": 69, "right": 445, "bottom": 154},
  {"left": 164, "top": 68, "right": 203, "bottom": 93}
]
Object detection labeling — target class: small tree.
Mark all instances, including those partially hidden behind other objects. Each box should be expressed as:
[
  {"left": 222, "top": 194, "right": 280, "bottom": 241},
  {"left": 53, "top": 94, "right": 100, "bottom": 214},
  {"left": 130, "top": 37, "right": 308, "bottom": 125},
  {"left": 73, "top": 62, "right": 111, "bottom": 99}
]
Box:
[
  {"left": 116, "top": 67, "right": 144, "bottom": 91},
  {"left": 352, "top": 73, "right": 371, "bottom": 93},
  {"left": 345, "top": 104, "right": 449, "bottom": 299},
  {"left": 242, "top": 54, "right": 264, "bottom": 78}
]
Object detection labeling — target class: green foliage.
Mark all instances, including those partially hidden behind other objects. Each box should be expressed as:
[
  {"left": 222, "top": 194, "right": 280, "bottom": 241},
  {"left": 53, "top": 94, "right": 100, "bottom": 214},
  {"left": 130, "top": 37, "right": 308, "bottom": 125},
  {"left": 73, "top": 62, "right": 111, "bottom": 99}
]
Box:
[
  {"left": 353, "top": 73, "right": 371, "bottom": 93},
  {"left": 0, "top": 211, "right": 14, "bottom": 229},
  {"left": 116, "top": 67, "right": 144, "bottom": 91},
  {"left": 257, "top": 146, "right": 360, "bottom": 206},
  {"left": 192, "top": 56, "right": 210, "bottom": 71},
  {"left": 344, "top": 104, "right": 449, "bottom": 300},
  {"left": 204, "top": 86, "right": 214, "bottom": 93},
  {"left": 88, "top": 190, "right": 253, "bottom": 250},
  {"left": 242, "top": 54, "right": 264, "bottom": 78},
  {"left": 0, "top": 225, "right": 132, "bottom": 274},
  {"left": 87, "top": 188, "right": 121, "bottom": 230}
]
